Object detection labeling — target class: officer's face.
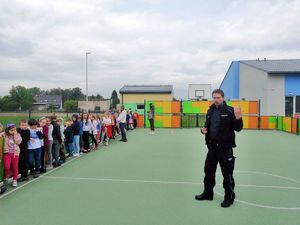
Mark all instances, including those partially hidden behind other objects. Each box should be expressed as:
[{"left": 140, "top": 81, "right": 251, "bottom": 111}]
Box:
[{"left": 212, "top": 93, "right": 224, "bottom": 106}]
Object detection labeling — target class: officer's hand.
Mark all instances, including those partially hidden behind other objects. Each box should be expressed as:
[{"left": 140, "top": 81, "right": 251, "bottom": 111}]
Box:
[
  {"left": 234, "top": 107, "right": 242, "bottom": 120},
  {"left": 201, "top": 127, "right": 208, "bottom": 134}
]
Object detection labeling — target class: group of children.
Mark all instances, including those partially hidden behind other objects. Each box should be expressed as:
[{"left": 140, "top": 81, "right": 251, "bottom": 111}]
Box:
[{"left": 0, "top": 108, "right": 139, "bottom": 193}]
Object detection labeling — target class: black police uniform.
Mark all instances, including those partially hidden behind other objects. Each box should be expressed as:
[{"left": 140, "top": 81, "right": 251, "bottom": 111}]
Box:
[{"left": 197, "top": 101, "right": 243, "bottom": 207}]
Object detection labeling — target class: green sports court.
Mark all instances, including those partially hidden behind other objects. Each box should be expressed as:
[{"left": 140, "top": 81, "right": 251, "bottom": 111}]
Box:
[{"left": 0, "top": 128, "right": 300, "bottom": 225}]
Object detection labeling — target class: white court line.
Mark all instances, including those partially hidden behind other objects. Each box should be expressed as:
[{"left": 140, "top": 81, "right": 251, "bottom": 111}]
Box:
[
  {"left": 214, "top": 190, "right": 300, "bottom": 211},
  {"left": 43, "top": 176, "right": 202, "bottom": 185},
  {"left": 42, "top": 176, "right": 300, "bottom": 190},
  {"left": 43, "top": 175, "right": 300, "bottom": 210},
  {"left": 234, "top": 170, "right": 300, "bottom": 185},
  {"left": 0, "top": 155, "right": 83, "bottom": 199}
]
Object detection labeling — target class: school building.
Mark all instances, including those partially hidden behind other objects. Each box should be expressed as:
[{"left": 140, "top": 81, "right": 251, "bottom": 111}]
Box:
[
  {"left": 220, "top": 59, "right": 300, "bottom": 116},
  {"left": 119, "top": 85, "right": 173, "bottom": 113},
  {"left": 119, "top": 85, "right": 173, "bottom": 103}
]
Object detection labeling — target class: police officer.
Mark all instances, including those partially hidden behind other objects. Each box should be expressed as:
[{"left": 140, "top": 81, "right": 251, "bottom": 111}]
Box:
[{"left": 195, "top": 89, "right": 243, "bottom": 208}]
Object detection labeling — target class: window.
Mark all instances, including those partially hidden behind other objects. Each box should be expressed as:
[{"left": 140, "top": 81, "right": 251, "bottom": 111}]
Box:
[
  {"left": 296, "top": 96, "right": 300, "bottom": 113},
  {"left": 285, "top": 97, "right": 293, "bottom": 116},
  {"left": 137, "top": 104, "right": 145, "bottom": 110}
]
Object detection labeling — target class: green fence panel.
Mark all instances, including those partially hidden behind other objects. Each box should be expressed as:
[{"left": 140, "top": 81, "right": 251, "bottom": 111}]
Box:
[
  {"left": 145, "top": 118, "right": 163, "bottom": 128},
  {"left": 268, "top": 116, "right": 277, "bottom": 123},
  {"left": 145, "top": 101, "right": 165, "bottom": 114},
  {"left": 277, "top": 116, "right": 283, "bottom": 131},
  {"left": 225, "top": 100, "right": 231, "bottom": 106},
  {"left": 123, "top": 103, "right": 144, "bottom": 115},
  {"left": 182, "top": 115, "right": 197, "bottom": 127},
  {"left": 182, "top": 101, "right": 198, "bottom": 114}
]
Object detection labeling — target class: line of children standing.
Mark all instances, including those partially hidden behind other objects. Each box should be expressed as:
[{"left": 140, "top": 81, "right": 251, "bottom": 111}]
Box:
[{"left": 0, "top": 110, "right": 131, "bottom": 191}]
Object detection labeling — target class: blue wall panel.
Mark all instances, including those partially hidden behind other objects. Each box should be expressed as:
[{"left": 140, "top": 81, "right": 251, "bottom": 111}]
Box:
[
  {"left": 219, "top": 61, "right": 240, "bottom": 99},
  {"left": 285, "top": 74, "right": 300, "bottom": 96}
]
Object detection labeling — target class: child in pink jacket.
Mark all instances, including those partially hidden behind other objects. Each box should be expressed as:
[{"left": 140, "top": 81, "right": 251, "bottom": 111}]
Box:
[{"left": 3, "top": 123, "right": 22, "bottom": 187}]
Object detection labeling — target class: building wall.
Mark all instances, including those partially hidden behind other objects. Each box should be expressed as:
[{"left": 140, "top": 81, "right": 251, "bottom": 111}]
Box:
[
  {"left": 240, "top": 63, "right": 285, "bottom": 116},
  {"left": 121, "top": 93, "right": 173, "bottom": 104},
  {"left": 266, "top": 74, "right": 285, "bottom": 116},
  {"left": 78, "top": 100, "right": 111, "bottom": 112},
  {"left": 32, "top": 105, "right": 47, "bottom": 111},
  {"left": 32, "top": 104, "right": 61, "bottom": 111},
  {"left": 220, "top": 61, "right": 240, "bottom": 99}
]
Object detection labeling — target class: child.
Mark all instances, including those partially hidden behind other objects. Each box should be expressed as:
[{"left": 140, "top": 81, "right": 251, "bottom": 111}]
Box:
[
  {"left": 114, "top": 112, "right": 120, "bottom": 137},
  {"left": 91, "top": 115, "right": 99, "bottom": 148},
  {"left": 78, "top": 114, "right": 84, "bottom": 153},
  {"left": 27, "top": 119, "right": 43, "bottom": 178},
  {"left": 101, "top": 112, "right": 112, "bottom": 146},
  {"left": 148, "top": 103, "right": 155, "bottom": 135},
  {"left": 129, "top": 112, "right": 134, "bottom": 130},
  {"left": 82, "top": 112, "right": 93, "bottom": 153},
  {"left": 71, "top": 114, "right": 80, "bottom": 157},
  {"left": 110, "top": 113, "right": 116, "bottom": 139},
  {"left": 39, "top": 117, "right": 48, "bottom": 173},
  {"left": 17, "top": 120, "right": 31, "bottom": 181},
  {"left": 57, "top": 118, "right": 66, "bottom": 164},
  {"left": 51, "top": 116, "right": 62, "bottom": 167},
  {"left": 45, "top": 117, "right": 53, "bottom": 169},
  {"left": 3, "top": 123, "right": 22, "bottom": 187},
  {"left": 95, "top": 115, "right": 101, "bottom": 143},
  {"left": 0, "top": 123, "right": 7, "bottom": 194},
  {"left": 64, "top": 120, "right": 74, "bottom": 157},
  {"left": 132, "top": 110, "right": 139, "bottom": 129}
]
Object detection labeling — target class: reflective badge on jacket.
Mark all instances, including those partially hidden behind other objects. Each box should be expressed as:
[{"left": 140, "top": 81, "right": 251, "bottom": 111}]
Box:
[{"left": 221, "top": 114, "right": 229, "bottom": 117}]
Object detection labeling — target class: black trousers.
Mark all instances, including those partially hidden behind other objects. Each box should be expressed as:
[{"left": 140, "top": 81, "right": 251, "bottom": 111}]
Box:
[
  {"left": 90, "top": 131, "right": 97, "bottom": 145},
  {"left": 149, "top": 119, "right": 155, "bottom": 131},
  {"left": 203, "top": 144, "right": 236, "bottom": 200},
  {"left": 18, "top": 148, "right": 28, "bottom": 178},
  {"left": 40, "top": 146, "right": 46, "bottom": 171},
  {"left": 133, "top": 119, "right": 137, "bottom": 129},
  {"left": 59, "top": 143, "right": 66, "bottom": 161},
  {"left": 82, "top": 131, "right": 97, "bottom": 150},
  {"left": 119, "top": 122, "right": 127, "bottom": 141},
  {"left": 82, "top": 131, "right": 90, "bottom": 150}
]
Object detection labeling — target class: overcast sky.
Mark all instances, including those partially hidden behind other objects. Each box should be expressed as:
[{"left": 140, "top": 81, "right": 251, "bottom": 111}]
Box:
[{"left": 1, "top": 0, "right": 300, "bottom": 99}]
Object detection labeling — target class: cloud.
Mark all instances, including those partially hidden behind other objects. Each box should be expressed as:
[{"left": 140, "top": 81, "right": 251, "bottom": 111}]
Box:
[{"left": 0, "top": 0, "right": 300, "bottom": 99}]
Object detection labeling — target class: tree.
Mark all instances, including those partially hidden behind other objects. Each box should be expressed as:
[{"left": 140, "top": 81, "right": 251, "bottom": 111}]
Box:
[
  {"left": 71, "top": 87, "right": 85, "bottom": 100},
  {"left": 0, "top": 96, "right": 19, "bottom": 111},
  {"left": 9, "top": 85, "right": 34, "bottom": 110},
  {"left": 89, "top": 93, "right": 104, "bottom": 100},
  {"left": 111, "top": 90, "right": 120, "bottom": 108},
  {"left": 47, "top": 104, "right": 56, "bottom": 112},
  {"left": 29, "top": 87, "right": 44, "bottom": 96},
  {"left": 64, "top": 100, "right": 78, "bottom": 111},
  {"left": 45, "top": 87, "right": 85, "bottom": 103}
]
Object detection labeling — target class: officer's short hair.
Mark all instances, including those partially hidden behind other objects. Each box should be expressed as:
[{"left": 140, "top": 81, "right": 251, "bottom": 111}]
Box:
[{"left": 212, "top": 89, "right": 224, "bottom": 97}]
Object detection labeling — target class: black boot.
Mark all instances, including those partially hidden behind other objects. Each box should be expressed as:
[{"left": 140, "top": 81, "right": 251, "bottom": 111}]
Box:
[
  {"left": 195, "top": 192, "right": 213, "bottom": 201},
  {"left": 221, "top": 193, "right": 235, "bottom": 208},
  {"left": 221, "top": 199, "right": 232, "bottom": 208}
]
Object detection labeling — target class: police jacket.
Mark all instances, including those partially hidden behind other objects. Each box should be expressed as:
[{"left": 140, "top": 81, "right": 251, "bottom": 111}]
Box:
[{"left": 202, "top": 102, "right": 243, "bottom": 148}]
